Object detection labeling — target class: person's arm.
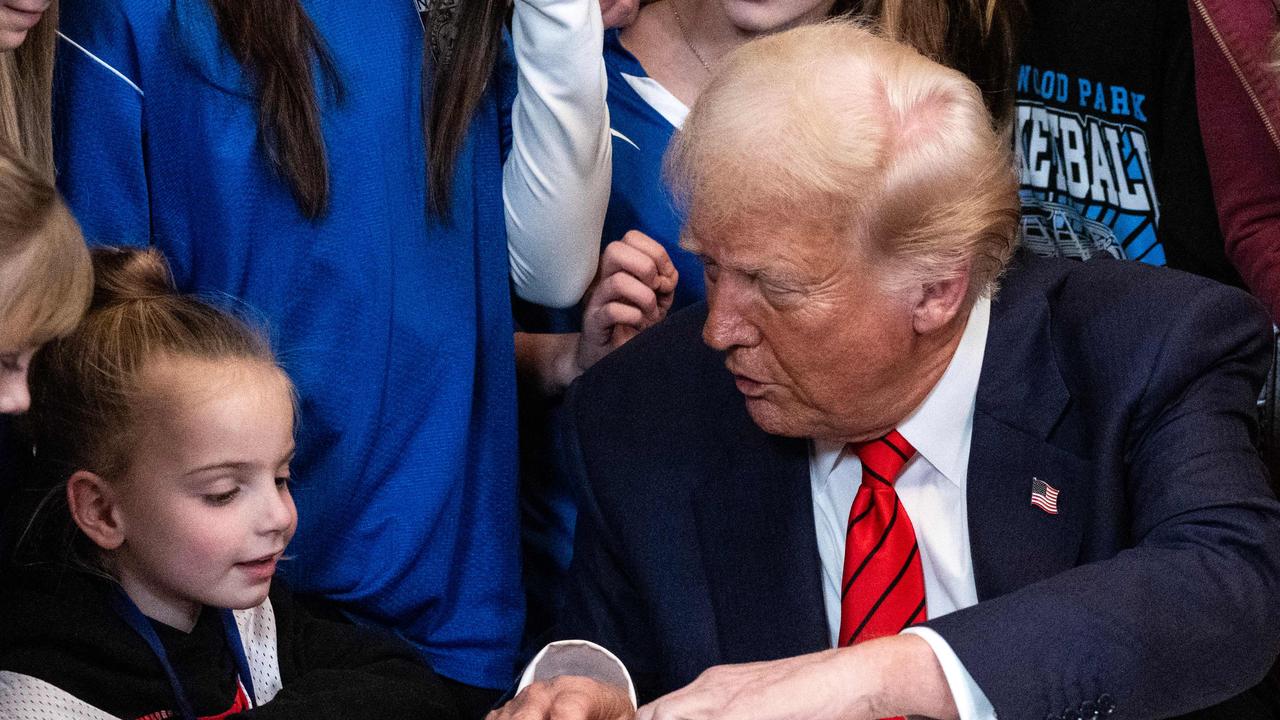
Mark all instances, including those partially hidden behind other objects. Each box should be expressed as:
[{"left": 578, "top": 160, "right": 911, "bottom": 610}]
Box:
[
  {"left": 52, "top": 0, "right": 150, "bottom": 248},
  {"left": 515, "top": 232, "right": 678, "bottom": 397},
  {"left": 238, "top": 588, "right": 460, "bottom": 719},
  {"left": 928, "top": 282, "right": 1280, "bottom": 719},
  {"left": 504, "top": 0, "right": 611, "bottom": 308},
  {"left": 1190, "top": 2, "right": 1280, "bottom": 319}
]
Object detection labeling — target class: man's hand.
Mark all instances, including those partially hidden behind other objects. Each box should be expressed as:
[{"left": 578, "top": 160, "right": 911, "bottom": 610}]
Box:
[
  {"left": 488, "top": 676, "right": 634, "bottom": 720},
  {"left": 599, "top": 0, "right": 640, "bottom": 28},
  {"left": 636, "top": 636, "right": 958, "bottom": 720},
  {"left": 577, "top": 231, "right": 678, "bottom": 372}
]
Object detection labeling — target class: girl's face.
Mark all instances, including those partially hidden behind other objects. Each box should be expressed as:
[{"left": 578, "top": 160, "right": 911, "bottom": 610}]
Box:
[
  {"left": 719, "top": 0, "right": 836, "bottom": 34},
  {"left": 0, "top": 0, "right": 51, "bottom": 52},
  {"left": 110, "top": 356, "right": 297, "bottom": 630},
  {"left": 0, "top": 345, "right": 35, "bottom": 414}
]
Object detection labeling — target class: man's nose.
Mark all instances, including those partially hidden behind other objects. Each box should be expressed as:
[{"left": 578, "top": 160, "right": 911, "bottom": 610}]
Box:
[{"left": 702, "top": 275, "right": 760, "bottom": 351}]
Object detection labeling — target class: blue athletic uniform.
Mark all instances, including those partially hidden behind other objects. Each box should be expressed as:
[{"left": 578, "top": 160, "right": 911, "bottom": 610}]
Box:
[{"left": 53, "top": 0, "right": 523, "bottom": 689}]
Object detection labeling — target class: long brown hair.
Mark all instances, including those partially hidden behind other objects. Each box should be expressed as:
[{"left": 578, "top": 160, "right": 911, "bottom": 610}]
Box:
[
  {"left": 209, "top": 0, "right": 509, "bottom": 221},
  {"left": 851, "top": 0, "right": 1025, "bottom": 128},
  {"left": 208, "top": 0, "right": 343, "bottom": 220},
  {"left": 0, "top": 1, "right": 59, "bottom": 179},
  {"left": 424, "top": 0, "right": 508, "bottom": 218}
]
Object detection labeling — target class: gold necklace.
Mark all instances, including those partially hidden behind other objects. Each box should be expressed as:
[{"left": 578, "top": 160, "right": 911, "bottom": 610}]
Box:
[{"left": 669, "top": 0, "right": 713, "bottom": 73}]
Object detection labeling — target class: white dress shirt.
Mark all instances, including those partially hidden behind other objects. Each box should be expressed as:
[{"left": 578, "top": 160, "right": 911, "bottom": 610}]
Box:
[
  {"left": 526, "top": 297, "right": 998, "bottom": 719},
  {"left": 811, "top": 295, "right": 995, "bottom": 720}
]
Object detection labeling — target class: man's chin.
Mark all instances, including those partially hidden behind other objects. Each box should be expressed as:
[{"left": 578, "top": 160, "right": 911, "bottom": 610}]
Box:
[{"left": 742, "top": 396, "right": 808, "bottom": 438}]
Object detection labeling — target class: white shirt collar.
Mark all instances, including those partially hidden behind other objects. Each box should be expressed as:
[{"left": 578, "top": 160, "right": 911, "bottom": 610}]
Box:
[{"left": 811, "top": 294, "right": 991, "bottom": 488}]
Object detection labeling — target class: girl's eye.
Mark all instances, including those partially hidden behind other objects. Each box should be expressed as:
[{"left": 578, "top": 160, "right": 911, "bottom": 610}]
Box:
[
  {"left": 204, "top": 488, "right": 239, "bottom": 506},
  {"left": 0, "top": 356, "right": 22, "bottom": 373}
]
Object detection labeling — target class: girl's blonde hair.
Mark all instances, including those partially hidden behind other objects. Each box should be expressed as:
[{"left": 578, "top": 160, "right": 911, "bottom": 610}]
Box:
[
  {"left": 0, "top": 0, "right": 58, "bottom": 178},
  {"left": 0, "top": 140, "right": 92, "bottom": 350},
  {"left": 29, "top": 247, "right": 279, "bottom": 480},
  {"left": 19, "top": 247, "right": 283, "bottom": 569}
]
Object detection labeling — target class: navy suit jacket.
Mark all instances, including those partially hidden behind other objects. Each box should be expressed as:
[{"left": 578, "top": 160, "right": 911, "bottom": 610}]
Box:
[{"left": 555, "top": 253, "right": 1280, "bottom": 720}]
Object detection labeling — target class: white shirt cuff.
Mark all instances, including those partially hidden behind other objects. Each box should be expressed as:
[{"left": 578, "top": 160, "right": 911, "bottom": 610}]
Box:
[
  {"left": 901, "top": 627, "right": 997, "bottom": 720},
  {"left": 518, "top": 640, "right": 639, "bottom": 708}
]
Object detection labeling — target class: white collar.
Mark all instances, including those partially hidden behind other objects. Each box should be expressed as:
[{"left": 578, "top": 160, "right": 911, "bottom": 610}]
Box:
[{"left": 812, "top": 294, "right": 992, "bottom": 489}]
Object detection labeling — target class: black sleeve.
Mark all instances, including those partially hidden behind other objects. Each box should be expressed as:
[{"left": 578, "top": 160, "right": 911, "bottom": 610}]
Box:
[
  {"left": 929, "top": 283, "right": 1280, "bottom": 719},
  {"left": 237, "top": 587, "right": 461, "bottom": 720},
  {"left": 553, "top": 373, "right": 664, "bottom": 701}
]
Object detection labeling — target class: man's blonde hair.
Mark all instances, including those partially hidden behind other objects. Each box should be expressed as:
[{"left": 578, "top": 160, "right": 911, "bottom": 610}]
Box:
[{"left": 667, "top": 20, "right": 1020, "bottom": 305}]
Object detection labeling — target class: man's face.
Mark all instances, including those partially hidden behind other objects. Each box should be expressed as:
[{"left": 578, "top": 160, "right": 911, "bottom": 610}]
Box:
[{"left": 693, "top": 220, "right": 921, "bottom": 442}]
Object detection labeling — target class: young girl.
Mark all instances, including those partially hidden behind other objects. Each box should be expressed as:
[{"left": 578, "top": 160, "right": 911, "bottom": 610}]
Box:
[
  {"left": 0, "top": 247, "right": 456, "bottom": 719},
  {"left": 0, "top": 140, "right": 91, "bottom": 415},
  {"left": 52, "top": 0, "right": 609, "bottom": 699}
]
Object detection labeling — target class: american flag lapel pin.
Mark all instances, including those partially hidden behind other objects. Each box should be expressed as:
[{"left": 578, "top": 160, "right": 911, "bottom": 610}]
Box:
[{"left": 1030, "top": 477, "right": 1060, "bottom": 515}]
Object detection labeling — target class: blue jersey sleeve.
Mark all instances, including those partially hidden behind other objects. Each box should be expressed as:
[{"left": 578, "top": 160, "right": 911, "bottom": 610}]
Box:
[{"left": 54, "top": 0, "right": 150, "bottom": 248}]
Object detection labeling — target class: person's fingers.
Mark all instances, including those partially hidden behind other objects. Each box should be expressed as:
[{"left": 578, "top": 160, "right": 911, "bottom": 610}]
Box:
[
  {"left": 498, "top": 684, "right": 554, "bottom": 720},
  {"left": 610, "top": 323, "right": 639, "bottom": 348},
  {"left": 620, "top": 231, "right": 678, "bottom": 284},
  {"left": 634, "top": 700, "right": 656, "bottom": 720},
  {"left": 589, "top": 271, "right": 660, "bottom": 318},
  {"left": 600, "top": 239, "right": 661, "bottom": 288},
  {"left": 593, "top": 301, "right": 646, "bottom": 333}
]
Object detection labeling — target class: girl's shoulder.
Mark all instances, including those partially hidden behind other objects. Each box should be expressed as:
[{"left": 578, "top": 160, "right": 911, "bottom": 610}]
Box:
[{"left": 0, "top": 672, "right": 118, "bottom": 719}]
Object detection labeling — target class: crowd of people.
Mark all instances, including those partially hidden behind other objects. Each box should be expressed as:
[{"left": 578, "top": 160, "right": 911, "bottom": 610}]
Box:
[{"left": 0, "top": 0, "right": 1278, "bottom": 719}]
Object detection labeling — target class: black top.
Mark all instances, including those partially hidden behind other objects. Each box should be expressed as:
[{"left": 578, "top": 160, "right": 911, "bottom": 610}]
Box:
[
  {"left": 0, "top": 565, "right": 460, "bottom": 719},
  {"left": 1015, "top": 0, "right": 1242, "bottom": 286}
]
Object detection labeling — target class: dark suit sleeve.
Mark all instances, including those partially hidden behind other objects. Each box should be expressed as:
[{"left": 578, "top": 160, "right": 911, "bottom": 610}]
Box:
[
  {"left": 554, "top": 374, "right": 665, "bottom": 701},
  {"left": 237, "top": 588, "right": 461, "bottom": 720},
  {"left": 928, "top": 284, "right": 1280, "bottom": 720}
]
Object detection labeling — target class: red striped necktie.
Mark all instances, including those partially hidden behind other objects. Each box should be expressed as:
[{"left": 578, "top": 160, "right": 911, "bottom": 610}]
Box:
[{"left": 838, "top": 429, "right": 927, "bottom": 647}]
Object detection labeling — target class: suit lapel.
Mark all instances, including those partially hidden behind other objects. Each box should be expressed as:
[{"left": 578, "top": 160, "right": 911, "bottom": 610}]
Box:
[
  {"left": 966, "top": 265, "right": 1089, "bottom": 600},
  {"left": 692, "top": 400, "right": 830, "bottom": 665}
]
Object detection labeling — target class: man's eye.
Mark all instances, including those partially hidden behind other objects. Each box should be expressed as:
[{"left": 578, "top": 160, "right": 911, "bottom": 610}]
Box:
[
  {"left": 275, "top": 476, "right": 291, "bottom": 488},
  {"left": 204, "top": 488, "right": 239, "bottom": 506},
  {"left": 0, "top": 356, "right": 22, "bottom": 372}
]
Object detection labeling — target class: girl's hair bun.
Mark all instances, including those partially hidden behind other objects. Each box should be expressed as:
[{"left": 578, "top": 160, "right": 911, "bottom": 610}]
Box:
[{"left": 89, "top": 247, "right": 176, "bottom": 309}]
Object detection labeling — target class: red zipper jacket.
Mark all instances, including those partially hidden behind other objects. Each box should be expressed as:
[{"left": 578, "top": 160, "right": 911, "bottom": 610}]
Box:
[{"left": 1191, "top": 0, "right": 1280, "bottom": 319}]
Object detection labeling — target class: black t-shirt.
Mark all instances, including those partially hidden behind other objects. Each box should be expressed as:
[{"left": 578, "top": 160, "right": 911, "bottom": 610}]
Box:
[{"left": 1016, "top": 0, "right": 1242, "bottom": 285}]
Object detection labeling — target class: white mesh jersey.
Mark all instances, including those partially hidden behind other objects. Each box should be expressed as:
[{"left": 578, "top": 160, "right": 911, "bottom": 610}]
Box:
[{"left": 0, "top": 599, "right": 283, "bottom": 719}]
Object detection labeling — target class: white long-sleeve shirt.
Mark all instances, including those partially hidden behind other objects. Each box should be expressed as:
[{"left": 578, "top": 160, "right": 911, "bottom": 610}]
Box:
[{"left": 505, "top": 0, "right": 611, "bottom": 308}]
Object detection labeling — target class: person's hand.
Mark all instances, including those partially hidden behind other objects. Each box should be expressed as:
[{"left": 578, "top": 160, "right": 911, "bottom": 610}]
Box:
[
  {"left": 636, "top": 650, "right": 876, "bottom": 720},
  {"left": 636, "top": 637, "right": 958, "bottom": 720},
  {"left": 599, "top": 0, "right": 640, "bottom": 29},
  {"left": 487, "top": 676, "right": 635, "bottom": 720},
  {"left": 577, "top": 231, "right": 678, "bottom": 372}
]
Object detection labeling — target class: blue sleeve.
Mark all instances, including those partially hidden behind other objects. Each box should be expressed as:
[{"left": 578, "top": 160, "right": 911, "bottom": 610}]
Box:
[
  {"left": 53, "top": 0, "right": 150, "bottom": 248},
  {"left": 497, "top": 27, "right": 517, "bottom": 162}
]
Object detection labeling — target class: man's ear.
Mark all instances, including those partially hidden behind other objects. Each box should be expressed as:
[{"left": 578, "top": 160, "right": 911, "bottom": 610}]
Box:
[
  {"left": 66, "top": 470, "right": 126, "bottom": 551},
  {"left": 912, "top": 265, "right": 972, "bottom": 335}
]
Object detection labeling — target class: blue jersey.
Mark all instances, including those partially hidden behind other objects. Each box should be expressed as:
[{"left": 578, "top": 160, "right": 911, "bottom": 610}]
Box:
[
  {"left": 514, "top": 29, "right": 699, "bottom": 334},
  {"left": 54, "top": 0, "right": 522, "bottom": 689},
  {"left": 601, "top": 29, "right": 704, "bottom": 310}
]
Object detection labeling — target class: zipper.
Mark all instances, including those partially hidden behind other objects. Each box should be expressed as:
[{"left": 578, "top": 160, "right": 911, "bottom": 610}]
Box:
[{"left": 1191, "top": 0, "right": 1280, "bottom": 154}]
